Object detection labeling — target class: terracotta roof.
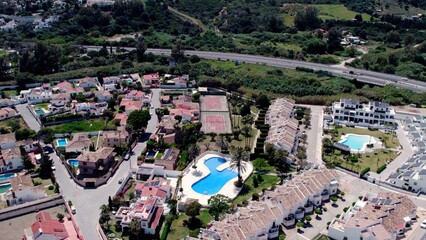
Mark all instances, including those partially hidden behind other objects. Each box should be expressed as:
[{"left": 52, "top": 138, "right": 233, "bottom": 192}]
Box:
[
  {"left": 0, "top": 133, "right": 16, "bottom": 145},
  {"left": 1, "top": 147, "right": 21, "bottom": 160},
  {"left": 120, "top": 99, "right": 142, "bottom": 111},
  {"left": 114, "top": 113, "right": 128, "bottom": 125},
  {"left": 10, "top": 174, "right": 34, "bottom": 191},
  {"left": 77, "top": 147, "right": 115, "bottom": 163},
  {"left": 66, "top": 133, "right": 92, "bottom": 151},
  {"left": 30, "top": 212, "right": 69, "bottom": 238},
  {"left": 0, "top": 107, "right": 16, "bottom": 116}
]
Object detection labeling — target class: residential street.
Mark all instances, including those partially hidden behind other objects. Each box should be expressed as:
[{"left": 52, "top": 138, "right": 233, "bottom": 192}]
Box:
[
  {"left": 298, "top": 105, "right": 324, "bottom": 166},
  {"left": 15, "top": 103, "right": 41, "bottom": 131},
  {"left": 50, "top": 89, "right": 161, "bottom": 240}
]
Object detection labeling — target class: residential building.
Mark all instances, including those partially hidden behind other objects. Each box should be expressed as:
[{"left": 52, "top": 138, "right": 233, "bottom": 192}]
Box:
[
  {"left": 115, "top": 179, "right": 171, "bottom": 234},
  {"left": 143, "top": 72, "right": 160, "bottom": 87},
  {"left": 0, "top": 133, "right": 16, "bottom": 150},
  {"left": 77, "top": 147, "right": 115, "bottom": 176},
  {"left": 265, "top": 98, "right": 298, "bottom": 153},
  {"left": 102, "top": 127, "right": 129, "bottom": 148},
  {"left": 55, "top": 81, "right": 84, "bottom": 96},
  {"left": 199, "top": 168, "right": 339, "bottom": 240},
  {"left": 8, "top": 175, "right": 46, "bottom": 206},
  {"left": 94, "top": 91, "right": 113, "bottom": 103},
  {"left": 161, "top": 76, "right": 188, "bottom": 89},
  {"left": 130, "top": 73, "right": 141, "bottom": 82},
  {"left": 103, "top": 76, "right": 120, "bottom": 85},
  {"left": 151, "top": 117, "right": 178, "bottom": 144},
  {"left": 154, "top": 148, "right": 180, "bottom": 170},
  {"left": 0, "top": 107, "right": 17, "bottom": 120},
  {"left": 77, "top": 77, "right": 99, "bottom": 89},
  {"left": 124, "top": 90, "right": 150, "bottom": 107},
  {"left": 74, "top": 102, "right": 106, "bottom": 116},
  {"left": 20, "top": 87, "right": 52, "bottom": 104},
  {"left": 328, "top": 192, "right": 417, "bottom": 240},
  {"left": 23, "top": 211, "right": 81, "bottom": 240},
  {"left": 1, "top": 147, "right": 23, "bottom": 172},
  {"left": 17, "top": 140, "right": 40, "bottom": 153},
  {"left": 114, "top": 113, "right": 129, "bottom": 126},
  {"left": 66, "top": 133, "right": 92, "bottom": 153},
  {"left": 332, "top": 99, "right": 396, "bottom": 128},
  {"left": 0, "top": 98, "right": 16, "bottom": 107},
  {"left": 51, "top": 93, "right": 70, "bottom": 107},
  {"left": 120, "top": 99, "right": 142, "bottom": 113}
]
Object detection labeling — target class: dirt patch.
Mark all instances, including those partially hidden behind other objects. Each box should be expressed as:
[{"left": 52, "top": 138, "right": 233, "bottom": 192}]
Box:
[{"left": 394, "top": 105, "right": 426, "bottom": 115}]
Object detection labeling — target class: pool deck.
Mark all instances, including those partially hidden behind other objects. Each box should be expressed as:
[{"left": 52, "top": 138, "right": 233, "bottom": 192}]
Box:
[
  {"left": 339, "top": 133, "right": 382, "bottom": 153},
  {"left": 180, "top": 152, "right": 253, "bottom": 206}
]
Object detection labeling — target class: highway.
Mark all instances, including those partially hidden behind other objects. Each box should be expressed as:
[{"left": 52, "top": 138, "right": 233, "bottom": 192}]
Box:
[{"left": 83, "top": 45, "right": 426, "bottom": 93}]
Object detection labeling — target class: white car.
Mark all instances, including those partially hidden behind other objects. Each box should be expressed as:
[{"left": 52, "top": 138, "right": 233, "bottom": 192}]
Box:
[
  {"left": 421, "top": 219, "right": 426, "bottom": 229},
  {"left": 118, "top": 178, "right": 124, "bottom": 184}
]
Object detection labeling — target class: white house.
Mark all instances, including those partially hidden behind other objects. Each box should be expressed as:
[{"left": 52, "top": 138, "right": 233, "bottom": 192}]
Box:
[
  {"left": 1, "top": 147, "right": 23, "bottom": 172},
  {"left": 51, "top": 93, "right": 70, "bottom": 107},
  {"left": 0, "top": 133, "right": 17, "bottom": 150},
  {"left": 8, "top": 175, "right": 46, "bottom": 206},
  {"left": 328, "top": 192, "right": 416, "bottom": 240},
  {"left": 332, "top": 99, "right": 396, "bottom": 129},
  {"left": 77, "top": 77, "right": 99, "bottom": 89},
  {"left": 102, "top": 76, "right": 120, "bottom": 85},
  {"left": 0, "top": 107, "right": 17, "bottom": 120},
  {"left": 17, "top": 140, "right": 40, "bottom": 153},
  {"left": 20, "top": 87, "right": 52, "bottom": 104}
]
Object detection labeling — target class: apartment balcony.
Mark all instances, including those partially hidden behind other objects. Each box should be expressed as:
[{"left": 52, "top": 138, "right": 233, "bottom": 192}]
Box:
[
  {"left": 295, "top": 208, "right": 305, "bottom": 220},
  {"left": 283, "top": 214, "right": 295, "bottom": 227},
  {"left": 268, "top": 226, "right": 279, "bottom": 239},
  {"left": 321, "top": 190, "right": 330, "bottom": 201},
  {"left": 304, "top": 201, "right": 314, "bottom": 214}
]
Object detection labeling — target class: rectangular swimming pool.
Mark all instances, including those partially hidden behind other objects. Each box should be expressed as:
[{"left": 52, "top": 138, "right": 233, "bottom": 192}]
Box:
[
  {"left": 57, "top": 139, "right": 67, "bottom": 147},
  {"left": 35, "top": 109, "right": 45, "bottom": 115}
]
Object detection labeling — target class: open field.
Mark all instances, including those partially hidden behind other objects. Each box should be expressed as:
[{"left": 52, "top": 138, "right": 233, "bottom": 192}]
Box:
[
  {"left": 0, "top": 117, "right": 28, "bottom": 131},
  {"left": 46, "top": 118, "right": 115, "bottom": 134},
  {"left": 314, "top": 4, "right": 371, "bottom": 21}
]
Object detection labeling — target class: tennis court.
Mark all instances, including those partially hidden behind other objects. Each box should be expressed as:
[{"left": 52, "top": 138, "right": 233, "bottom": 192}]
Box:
[
  {"left": 200, "top": 95, "right": 229, "bottom": 112},
  {"left": 201, "top": 112, "right": 232, "bottom": 134}
]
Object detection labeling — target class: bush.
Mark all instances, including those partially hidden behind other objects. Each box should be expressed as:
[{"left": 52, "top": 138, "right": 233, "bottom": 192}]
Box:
[
  {"left": 376, "top": 164, "right": 387, "bottom": 174},
  {"left": 48, "top": 185, "right": 54, "bottom": 190},
  {"left": 295, "top": 66, "right": 314, "bottom": 73},
  {"left": 33, "top": 181, "right": 42, "bottom": 186},
  {"left": 343, "top": 207, "right": 349, "bottom": 212},
  {"left": 252, "top": 192, "right": 259, "bottom": 201},
  {"left": 361, "top": 167, "right": 370, "bottom": 175}
]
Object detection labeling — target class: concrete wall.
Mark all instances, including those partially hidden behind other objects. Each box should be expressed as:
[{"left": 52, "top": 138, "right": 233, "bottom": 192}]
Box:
[
  {"left": 0, "top": 195, "right": 63, "bottom": 221},
  {"left": 64, "top": 198, "right": 85, "bottom": 240}
]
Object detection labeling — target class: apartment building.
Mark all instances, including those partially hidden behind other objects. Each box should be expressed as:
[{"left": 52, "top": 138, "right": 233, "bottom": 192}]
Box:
[
  {"left": 332, "top": 99, "right": 396, "bottom": 129},
  {"left": 328, "top": 192, "right": 416, "bottom": 240},
  {"left": 264, "top": 98, "right": 298, "bottom": 153},
  {"left": 199, "top": 168, "right": 339, "bottom": 240}
]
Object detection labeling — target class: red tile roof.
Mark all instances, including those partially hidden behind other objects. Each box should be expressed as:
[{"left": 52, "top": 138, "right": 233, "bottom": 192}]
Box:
[{"left": 30, "top": 212, "right": 69, "bottom": 238}]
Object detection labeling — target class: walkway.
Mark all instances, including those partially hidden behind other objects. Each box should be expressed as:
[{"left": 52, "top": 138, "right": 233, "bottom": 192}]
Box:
[
  {"left": 298, "top": 105, "right": 324, "bottom": 166},
  {"left": 15, "top": 103, "right": 41, "bottom": 132},
  {"left": 379, "top": 121, "right": 414, "bottom": 179}
]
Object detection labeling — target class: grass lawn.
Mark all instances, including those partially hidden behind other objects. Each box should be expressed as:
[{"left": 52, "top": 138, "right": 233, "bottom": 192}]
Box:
[
  {"left": 156, "top": 152, "right": 163, "bottom": 159},
  {"left": 332, "top": 127, "right": 400, "bottom": 149},
  {"left": 3, "top": 89, "right": 18, "bottom": 97},
  {"left": 233, "top": 174, "right": 280, "bottom": 205},
  {"left": 0, "top": 118, "right": 28, "bottom": 131},
  {"left": 168, "top": 210, "right": 213, "bottom": 240},
  {"left": 313, "top": 4, "right": 371, "bottom": 21},
  {"left": 47, "top": 118, "right": 114, "bottom": 134},
  {"left": 123, "top": 183, "right": 137, "bottom": 201},
  {"left": 34, "top": 103, "right": 50, "bottom": 110},
  {"left": 329, "top": 149, "right": 397, "bottom": 173},
  {"left": 32, "top": 177, "right": 55, "bottom": 195},
  {"left": 105, "top": 219, "right": 128, "bottom": 240}
]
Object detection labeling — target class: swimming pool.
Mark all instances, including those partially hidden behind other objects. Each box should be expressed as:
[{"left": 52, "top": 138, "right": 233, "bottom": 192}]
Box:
[
  {"left": 0, "top": 183, "right": 11, "bottom": 194},
  {"left": 0, "top": 173, "right": 15, "bottom": 181},
  {"left": 192, "top": 157, "right": 238, "bottom": 195},
  {"left": 340, "top": 134, "right": 373, "bottom": 151},
  {"left": 67, "top": 159, "right": 79, "bottom": 167},
  {"left": 35, "top": 109, "right": 45, "bottom": 115},
  {"left": 57, "top": 139, "right": 67, "bottom": 147}
]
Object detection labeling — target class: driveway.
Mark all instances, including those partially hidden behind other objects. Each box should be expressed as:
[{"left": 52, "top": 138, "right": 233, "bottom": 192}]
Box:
[
  {"left": 298, "top": 105, "right": 324, "bottom": 166},
  {"left": 50, "top": 89, "right": 162, "bottom": 239},
  {"left": 15, "top": 104, "right": 41, "bottom": 132}
]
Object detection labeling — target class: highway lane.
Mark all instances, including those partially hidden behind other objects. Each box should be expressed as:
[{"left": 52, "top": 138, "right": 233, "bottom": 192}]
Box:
[{"left": 83, "top": 45, "right": 426, "bottom": 92}]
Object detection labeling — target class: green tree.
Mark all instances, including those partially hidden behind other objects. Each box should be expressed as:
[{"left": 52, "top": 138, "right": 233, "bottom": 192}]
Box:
[
  {"left": 305, "top": 215, "right": 312, "bottom": 225},
  {"left": 274, "top": 149, "right": 289, "bottom": 167},
  {"left": 170, "top": 39, "right": 185, "bottom": 65},
  {"left": 295, "top": 7, "right": 321, "bottom": 30},
  {"left": 188, "top": 144, "right": 200, "bottom": 163},
  {"left": 327, "top": 27, "right": 343, "bottom": 53},
  {"left": 253, "top": 158, "right": 268, "bottom": 171},
  {"left": 229, "top": 147, "right": 250, "bottom": 185},
  {"left": 129, "top": 219, "right": 141, "bottom": 240},
  {"left": 296, "top": 221, "right": 304, "bottom": 231},
  {"left": 56, "top": 213, "right": 64, "bottom": 221},
  {"left": 20, "top": 145, "right": 35, "bottom": 171},
  {"left": 126, "top": 110, "right": 151, "bottom": 132},
  {"left": 185, "top": 201, "right": 201, "bottom": 224},
  {"left": 136, "top": 36, "right": 147, "bottom": 62},
  {"left": 39, "top": 154, "right": 53, "bottom": 179},
  {"left": 208, "top": 194, "right": 231, "bottom": 221},
  {"left": 7, "top": 119, "right": 20, "bottom": 132},
  {"left": 256, "top": 93, "right": 270, "bottom": 109},
  {"left": 314, "top": 208, "right": 322, "bottom": 217},
  {"left": 216, "top": 135, "right": 229, "bottom": 153},
  {"left": 32, "top": 43, "right": 62, "bottom": 74}
]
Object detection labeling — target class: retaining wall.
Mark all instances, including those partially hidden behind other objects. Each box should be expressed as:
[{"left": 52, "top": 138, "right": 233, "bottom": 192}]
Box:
[{"left": 0, "top": 195, "right": 63, "bottom": 221}]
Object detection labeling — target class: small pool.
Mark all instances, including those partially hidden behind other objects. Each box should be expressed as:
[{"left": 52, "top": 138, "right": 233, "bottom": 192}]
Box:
[
  {"left": 340, "top": 134, "right": 373, "bottom": 151},
  {"left": 0, "top": 183, "right": 11, "bottom": 194},
  {"left": 0, "top": 173, "right": 15, "bottom": 181},
  {"left": 35, "top": 109, "right": 45, "bottom": 115},
  {"left": 146, "top": 151, "right": 156, "bottom": 159},
  {"left": 57, "top": 139, "right": 67, "bottom": 147},
  {"left": 192, "top": 157, "right": 238, "bottom": 195},
  {"left": 67, "top": 159, "right": 79, "bottom": 167}
]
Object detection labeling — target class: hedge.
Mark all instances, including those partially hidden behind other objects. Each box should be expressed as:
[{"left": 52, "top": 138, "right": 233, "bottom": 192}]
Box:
[
  {"left": 43, "top": 113, "right": 84, "bottom": 123},
  {"left": 376, "top": 164, "right": 387, "bottom": 174},
  {"left": 160, "top": 215, "right": 176, "bottom": 240},
  {"left": 295, "top": 66, "right": 315, "bottom": 73},
  {"left": 360, "top": 167, "right": 370, "bottom": 176}
]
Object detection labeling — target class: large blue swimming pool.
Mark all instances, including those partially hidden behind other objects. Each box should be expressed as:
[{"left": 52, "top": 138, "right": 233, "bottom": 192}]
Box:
[
  {"left": 340, "top": 134, "right": 372, "bottom": 151},
  {"left": 0, "top": 173, "right": 15, "bottom": 181},
  {"left": 192, "top": 157, "right": 238, "bottom": 195}
]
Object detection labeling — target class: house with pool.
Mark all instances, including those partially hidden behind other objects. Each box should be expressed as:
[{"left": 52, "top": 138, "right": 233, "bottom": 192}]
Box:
[
  {"left": 65, "top": 133, "right": 92, "bottom": 153},
  {"left": 7, "top": 175, "right": 46, "bottom": 206},
  {"left": 180, "top": 151, "right": 254, "bottom": 206},
  {"left": 76, "top": 147, "right": 115, "bottom": 176}
]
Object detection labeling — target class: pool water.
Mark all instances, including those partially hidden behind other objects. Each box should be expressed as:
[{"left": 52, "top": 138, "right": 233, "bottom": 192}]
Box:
[
  {"left": 192, "top": 157, "right": 238, "bottom": 195},
  {"left": 340, "top": 134, "right": 372, "bottom": 151},
  {"left": 0, "top": 184, "right": 11, "bottom": 194},
  {"left": 0, "top": 173, "right": 15, "bottom": 181},
  {"left": 67, "top": 159, "right": 79, "bottom": 167},
  {"left": 57, "top": 139, "right": 67, "bottom": 147},
  {"left": 35, "top": 109, "right": 45, "bottom": 115}
]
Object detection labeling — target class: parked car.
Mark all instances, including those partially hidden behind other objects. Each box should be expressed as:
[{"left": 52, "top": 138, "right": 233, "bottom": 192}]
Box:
[
  {"left": 124, "top": 153, "right": 131, "bottom": 160},
  {"left": 421, "top": 219, "right": 426, "bottom": 229}
]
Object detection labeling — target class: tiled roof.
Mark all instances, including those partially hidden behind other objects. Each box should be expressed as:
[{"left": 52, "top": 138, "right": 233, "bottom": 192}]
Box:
[
  {"left": 1, "top": 147, "right": 21, "bottom": 161},
  {"left": 0, "top": 133, "right": 16, "bottom": 145},
  {"left": 77, "top": 147, "right": 115, "bottom": 163}
]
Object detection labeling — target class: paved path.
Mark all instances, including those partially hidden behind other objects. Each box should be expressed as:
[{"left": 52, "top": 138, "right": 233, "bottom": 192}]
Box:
[
  {"left": 15, "top": 103, "right": 41, "bottom": 132},
  {"left": 51, "top": 89, "right": 161, "bottom": 239},
  {"left": 298, "top": 105, "right": 324, "bottom": 166},
  {"left": 83, "top": 45, "right": 426, "bottom": 92},
  {"left": 379, "top": 122, "right": 414, "bottom": 179}
]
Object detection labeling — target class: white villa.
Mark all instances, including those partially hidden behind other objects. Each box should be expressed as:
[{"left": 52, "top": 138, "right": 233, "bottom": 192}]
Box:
[
  {"left": 328, "top": 192, "right": 416, "bottom": 240},
  {"left": 8, "top": 175, "right": 47, "bottom": 206},
  {"left": 332, "top": 99, "right": 396, "bottom": 129}
]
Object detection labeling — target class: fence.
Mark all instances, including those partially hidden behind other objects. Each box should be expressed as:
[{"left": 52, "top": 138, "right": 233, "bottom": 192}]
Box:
[
  {"left": 115, "top": 171, "right": 132, "bottom": 196},
  {"left": 0, "top": 194, "right": 63, "bottom": 221}
]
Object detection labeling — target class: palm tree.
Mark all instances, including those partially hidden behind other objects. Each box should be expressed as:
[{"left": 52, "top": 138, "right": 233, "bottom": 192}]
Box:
[
  {"left": 241, "top": 125, "right": 251, "bottom": 148},
  {"left": 274, "top": 149, "right": 289, "bottom": 167},
  {"left": 217, "top": 135, "right": 229, "bottom": 153},
  {"left": 188, "top": 144, "right": 200, "bottom": 165},
  {"left": 241, "top": 115, "right": 254, "bottom": 126},
  {"left": 229, "top": 147, "right": 250, "bottom": 184}
]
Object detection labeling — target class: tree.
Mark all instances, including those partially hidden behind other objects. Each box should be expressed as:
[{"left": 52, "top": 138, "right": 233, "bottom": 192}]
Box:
[
  {"left": 253, "top": 158, "right": 268, "bottom": 171},
  {"left": 314, "top": 208, "right": 322, "bottom": 218},
  {"left": 253, "top": 176, "right": 259, "bottom": 188},
  {"left": 274, "top": 149, "right": 289, "bottom": 167},
  {"left": 354, "top": 14, "right": 363, "bottom": 21},
  {"left": 327, "top": 27, "right": 343, "bottom": 53},
  {"left": 216, "top": 135, "right": 229, "bottom": 153},
  {"left": 331, "top": 196, "right": 338, "bottom": 205},
  {"left": 340, "top": 191, "right": 345, "bottom": 200},
  {"left": 99, "top": 204, "right": 110, "bottom": 224},
  {"left": 305, "top": 215, "right": 312, "bottom": 225},
  {"left": 129, "top": 219, "right": 141, "bottom": 240},
  {"left": 7, "top": 119, "right": 20, "bottom": 132},
  {"left": 256, "top": 93, "right": 270, "bottom": 109},
  {"left": 102, "top": 109, "right": 114, "bottom": 121},
  {"left": 136, "top": 36, "right": 147, "bottom": 62},
  {"left": 56, "top": 213, "right": 64, "bottom": 221},
  {"left": 241, "top": 115, "right": 254, "bottom": 126},
  {"left": 30, "top": 43, "right": 62, "bottom": 74},
  {"left": 185, "top": 201, "right": 201, "bottom": 224},
  {"left": 170, "top": 39, "right": 185, "bottom": 65},
  {"left": 295, "top": 7, "right": 321, "bottom": 30},
  {"left": 296, "top": 221, "right": 304, "bottom": 231},
  {"left": 241, "top": 125, "right": 251, "bottom": 148},
  {"left": 188, "top": 144, "right": 200, "bottom": 163},
  {"left": 20, "top": 145, "right": 35, "bottom": 171},
  {"left": 39, "top": 154, "right": 52, "bottom": 179},
  {"left": 210, "top": 132, "right": 217, "bottom": 142},
  {"left": 208, "top": 194, "right": 231, "bottom": 221},
  {"left": 229, "top": 147, "right": 250, "bottom": 185},
  {"left": 126, "top": 110, "right": 151, "bottom": 132},
  {"left": 108, "top": 196, "right": 113, "bottom": 210},
  {"left": 385, "top": 31, "right": 401, "bottom": 44},
  {"left": 265, "top": 143, "right": 276, "bottom": 163},
  {"left": 239, "top": 104, "right": 251, "bottom": 116}
]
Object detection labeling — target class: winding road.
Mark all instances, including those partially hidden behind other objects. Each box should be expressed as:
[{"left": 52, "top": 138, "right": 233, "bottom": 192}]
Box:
[{"left": 83, "top": 45, "right": 426, "bottom": 92}]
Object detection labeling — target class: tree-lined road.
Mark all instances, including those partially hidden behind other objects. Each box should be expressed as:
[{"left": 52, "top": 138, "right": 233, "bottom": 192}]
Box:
[{"left": 83, "top": 45, "right": 426, "bottom": 92}]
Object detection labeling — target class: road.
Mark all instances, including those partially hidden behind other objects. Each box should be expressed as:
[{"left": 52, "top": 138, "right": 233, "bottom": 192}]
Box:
[
  {"left": 83, "top": 45, "right": 426, "bottom": 92},
  {"left": 15, "top": 103, "right": 41, "bottom": 131},
  {"left": 50, "top": 89, "right": 161, "bottom": 240},
  {"left": 298, "top": 105, "right": 324, "bottom": 166}
]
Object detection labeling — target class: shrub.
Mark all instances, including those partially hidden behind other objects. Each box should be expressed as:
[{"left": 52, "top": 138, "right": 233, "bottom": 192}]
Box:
[
  {"left": 376, "top": 164, "right": 387, "bottom": 174},
  {"left": 257, "top": 174, "right": 264, "bottom": 183},
  {"left": 295, "top": 66, "right": 314, "bottom": 73},
  {"left": 343, "top": 207, "right": 349, "bottom": 212},
  {"left": 336, "top": 214, "right": 341, "bottom": 218},
  {"left": 33, "top": 181, "right": 42, "bottom": 186},
  {"left": 252, "top": 192, "right": 259, "bottom": 201},
  {"left": 361, "top": 167, "right": 370, "bottom": 175},
  {"left": 48, "top": 185, "right": 54, "bottom": 190}
]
